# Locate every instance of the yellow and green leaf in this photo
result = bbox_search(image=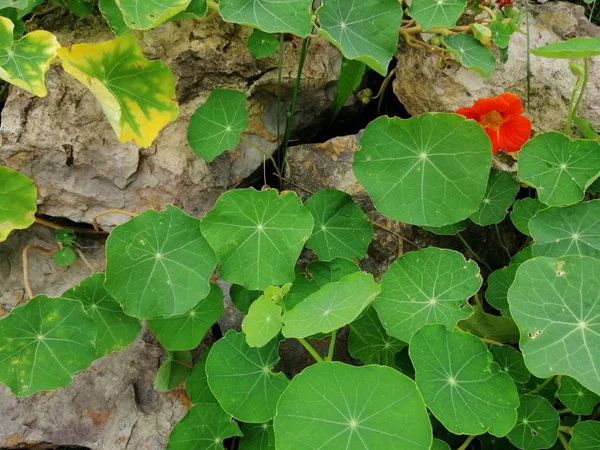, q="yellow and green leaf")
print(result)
[114,0,190,30]
[57,35,179,148]
[0,166,37,243]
